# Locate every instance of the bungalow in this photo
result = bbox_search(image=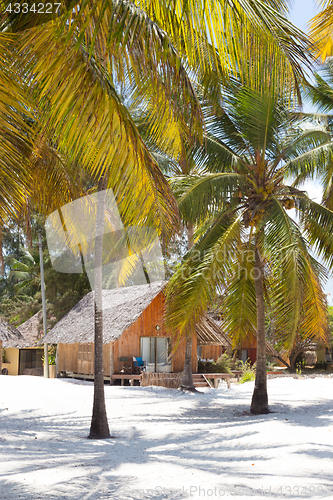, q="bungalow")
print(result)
[2,311,44,376]
[196,315,231,360]
[0,318,23,375]
[239,331,278,365]
[41,281,230,385]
